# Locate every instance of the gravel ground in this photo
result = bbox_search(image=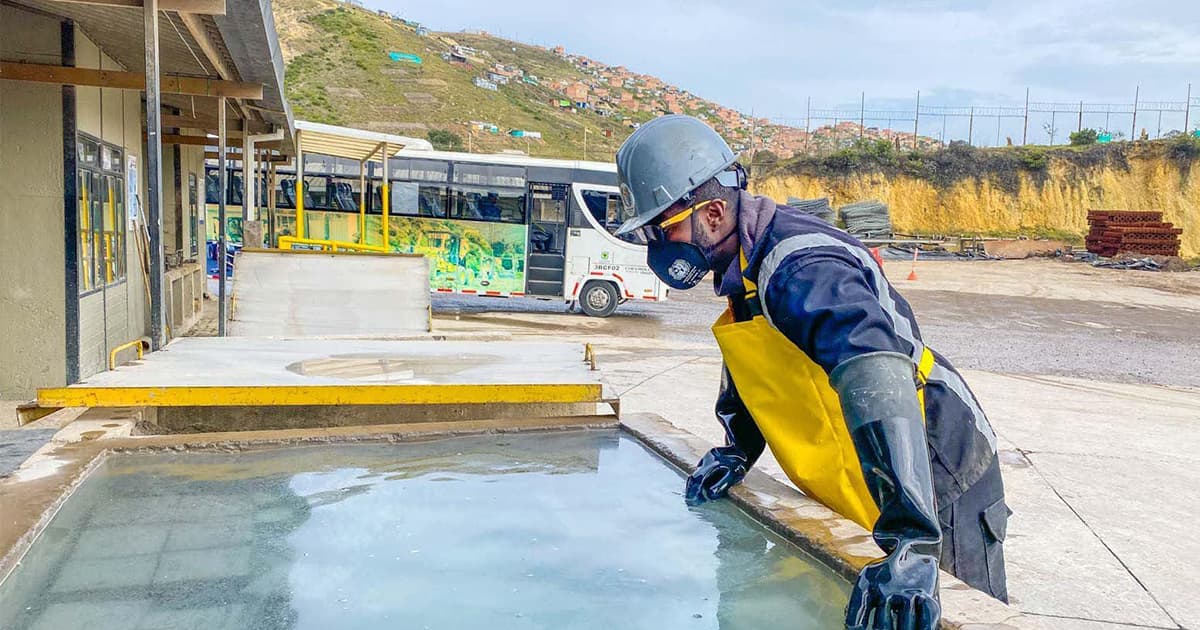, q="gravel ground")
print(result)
[433,264,1200,388]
